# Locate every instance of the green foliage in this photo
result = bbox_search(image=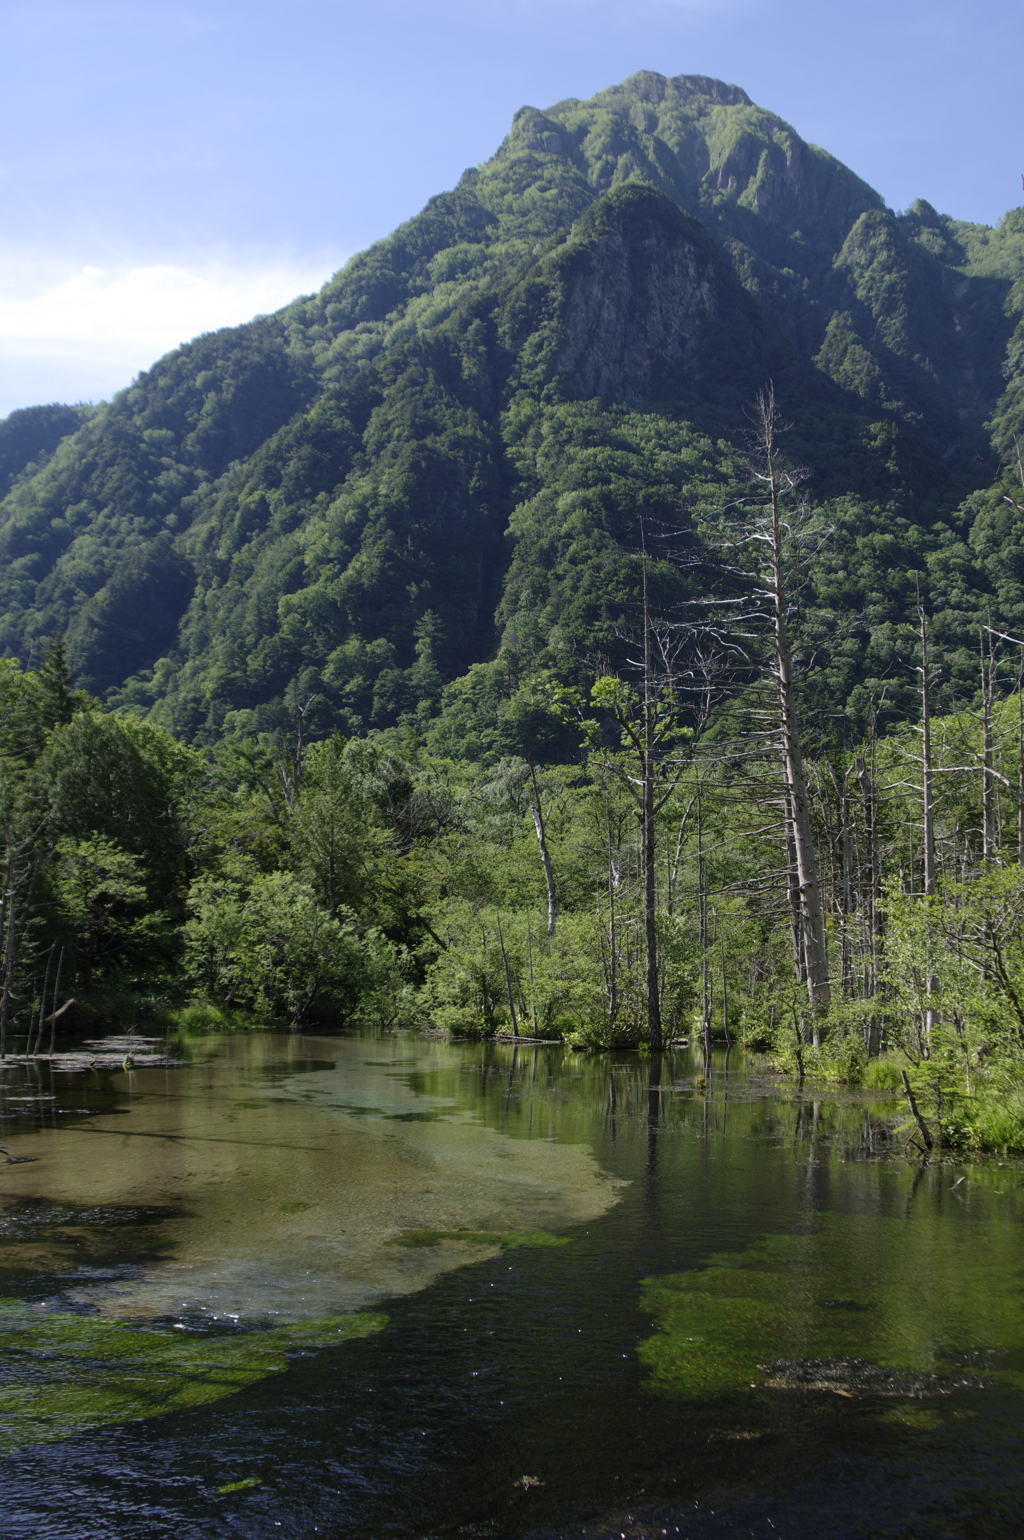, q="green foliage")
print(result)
[0,403,94,498]
[881,871,1024,1056]
[52,835,171,985]
[862,1055,906,1091]
[421,904,638,1043]
[36,710,194,913]
[166,1001,256,1032]
[183,870,404,1028]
